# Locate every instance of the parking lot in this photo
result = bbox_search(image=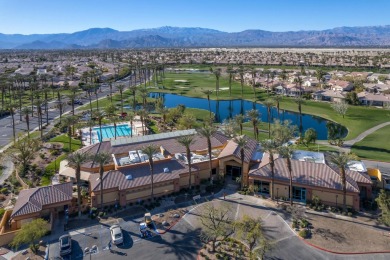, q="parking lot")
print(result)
[48,217,160,259]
